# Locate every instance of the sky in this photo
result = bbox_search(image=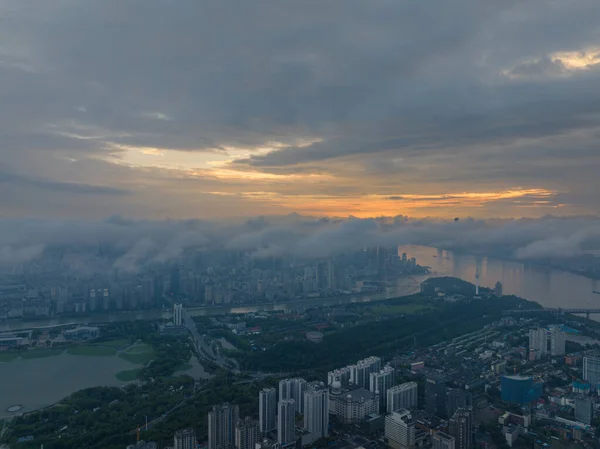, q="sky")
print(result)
[1,0,600,220]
